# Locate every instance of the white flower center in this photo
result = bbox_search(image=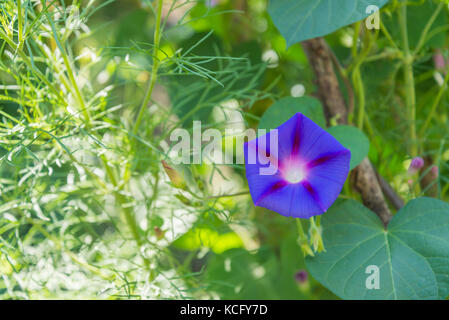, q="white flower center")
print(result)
[284,166,306,184]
